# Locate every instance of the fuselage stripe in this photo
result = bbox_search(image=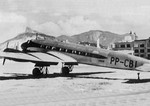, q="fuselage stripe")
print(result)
[22,40,107,59]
